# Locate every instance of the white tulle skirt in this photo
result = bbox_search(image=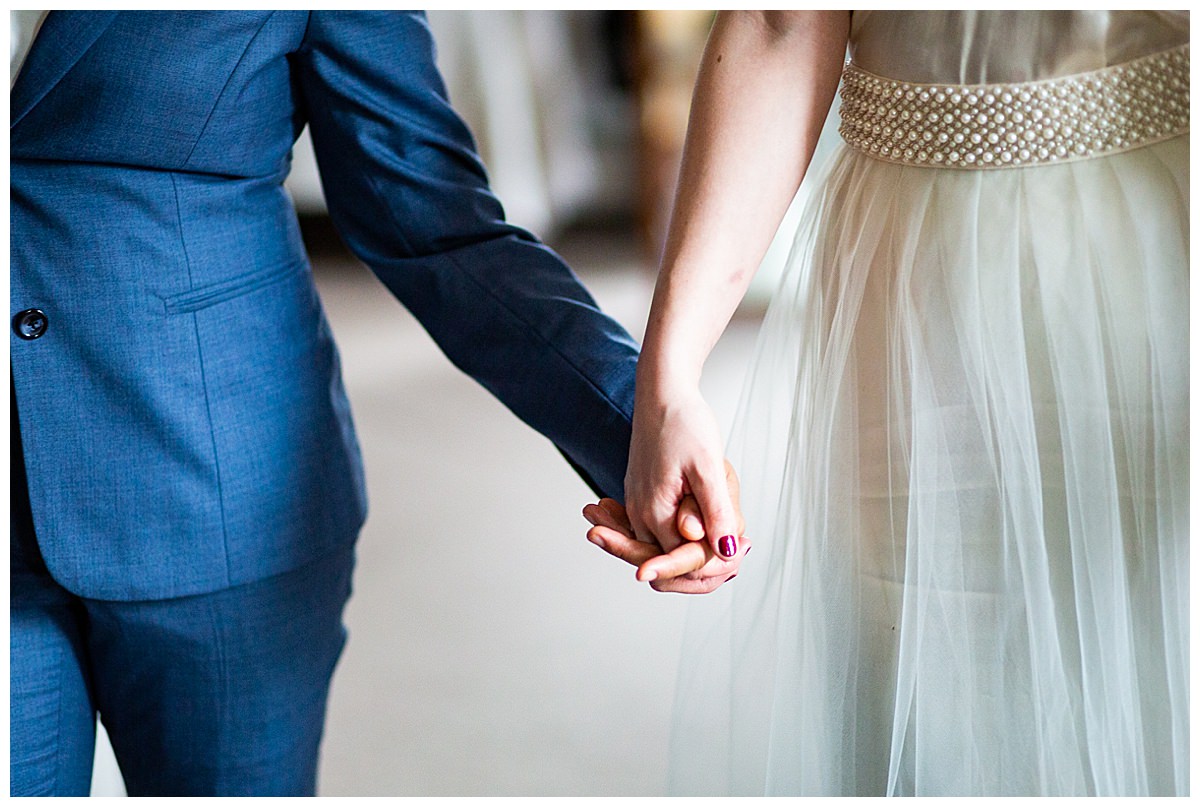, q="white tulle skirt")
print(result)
[668,136,1189,796]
